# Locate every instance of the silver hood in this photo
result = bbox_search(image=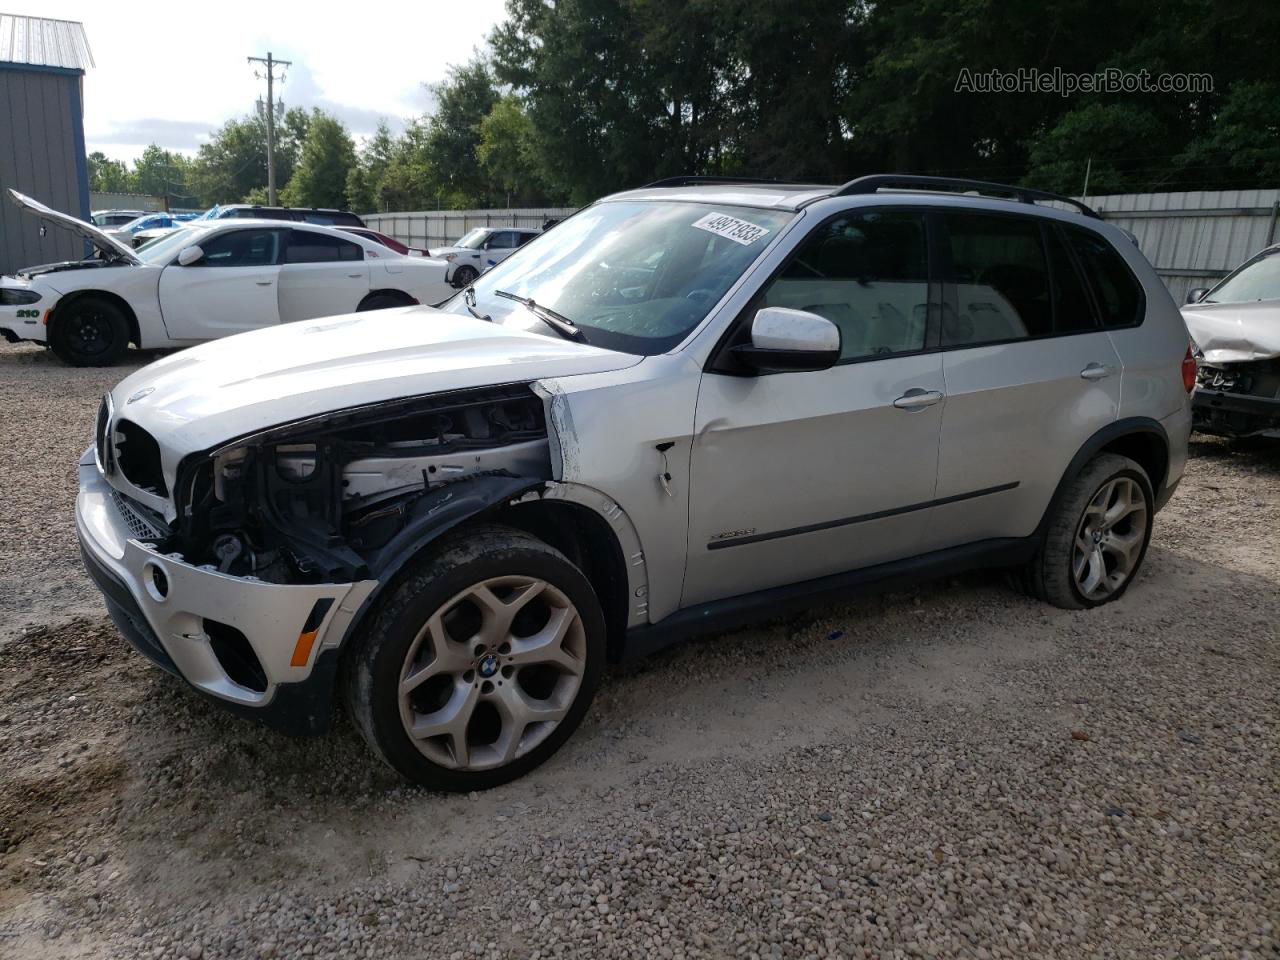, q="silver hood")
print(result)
[7,189,141,264]
[109,306,642,472]
[1181,300,1280,364]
